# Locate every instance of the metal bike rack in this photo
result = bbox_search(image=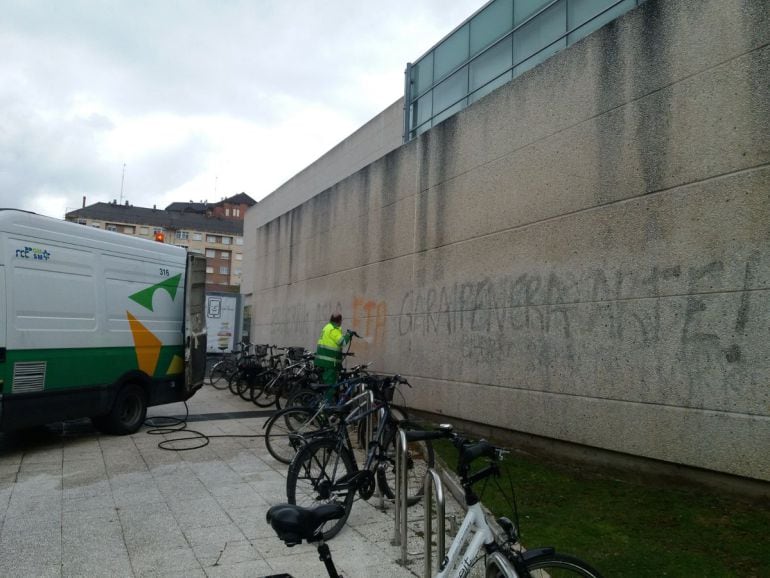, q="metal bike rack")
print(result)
[423,468,446,578]
[393,429,446,572]
[393,429,407,554]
